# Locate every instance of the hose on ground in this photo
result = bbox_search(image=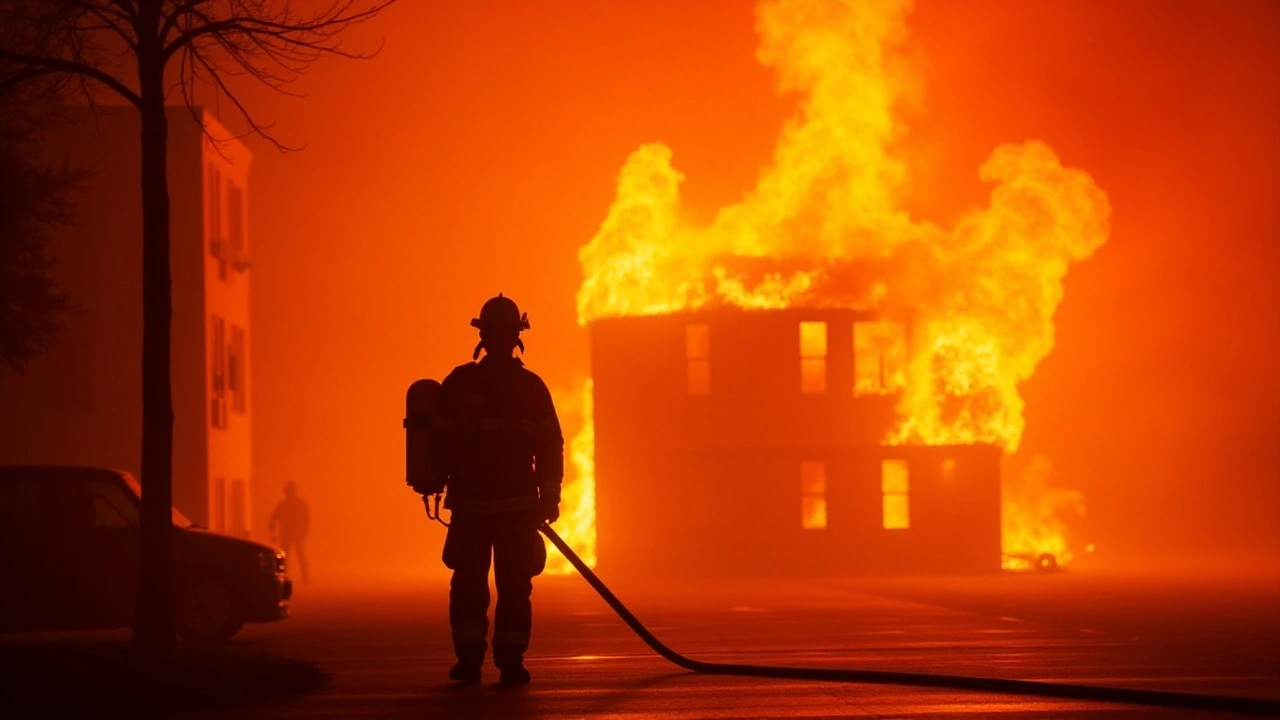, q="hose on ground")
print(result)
[538,523,1280,716]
